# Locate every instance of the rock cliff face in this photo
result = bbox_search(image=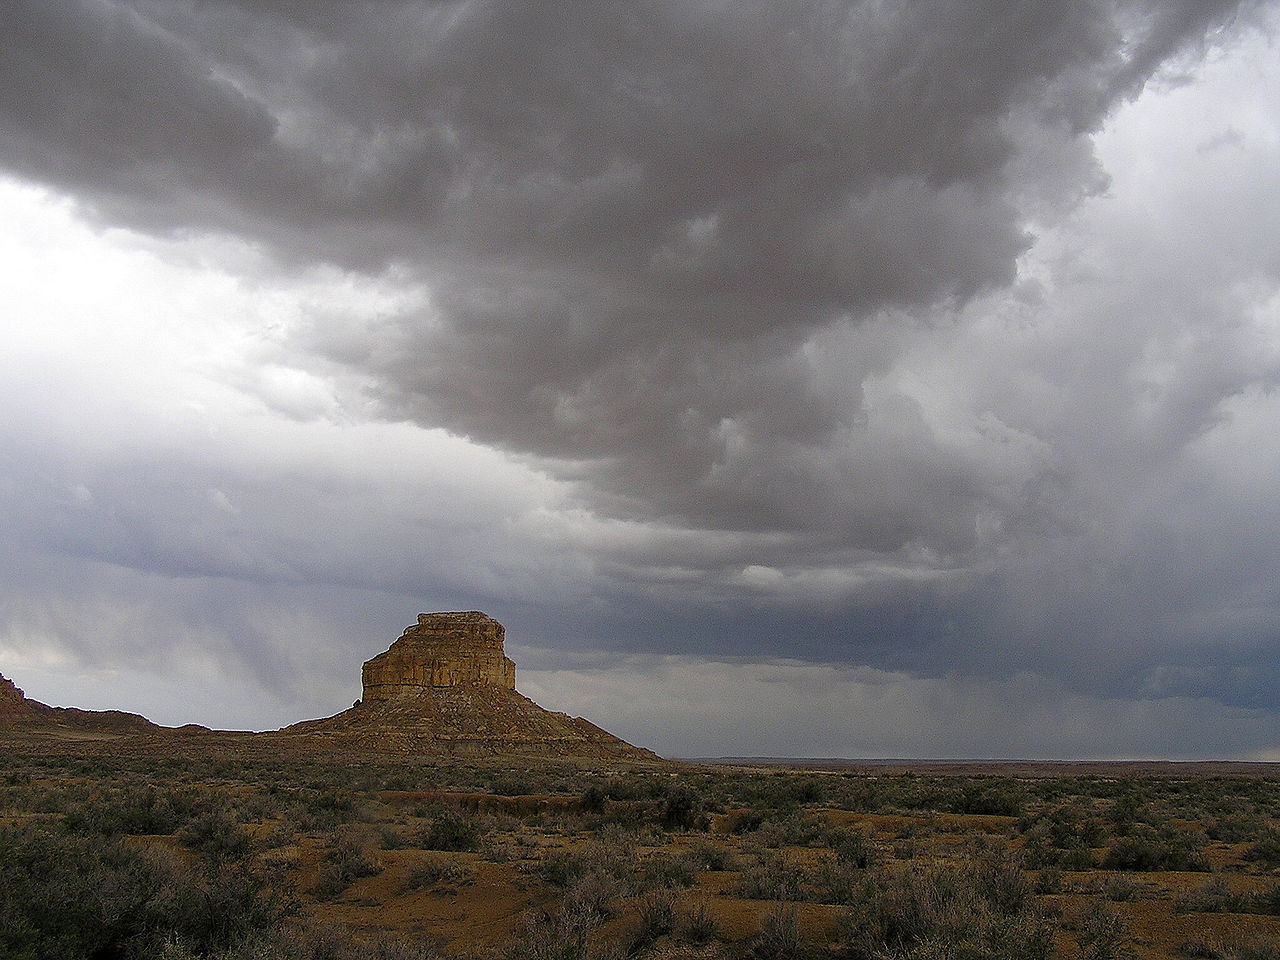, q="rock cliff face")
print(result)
[283,612,659,761]
[0,673,35,721]
[362,611,516,699]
